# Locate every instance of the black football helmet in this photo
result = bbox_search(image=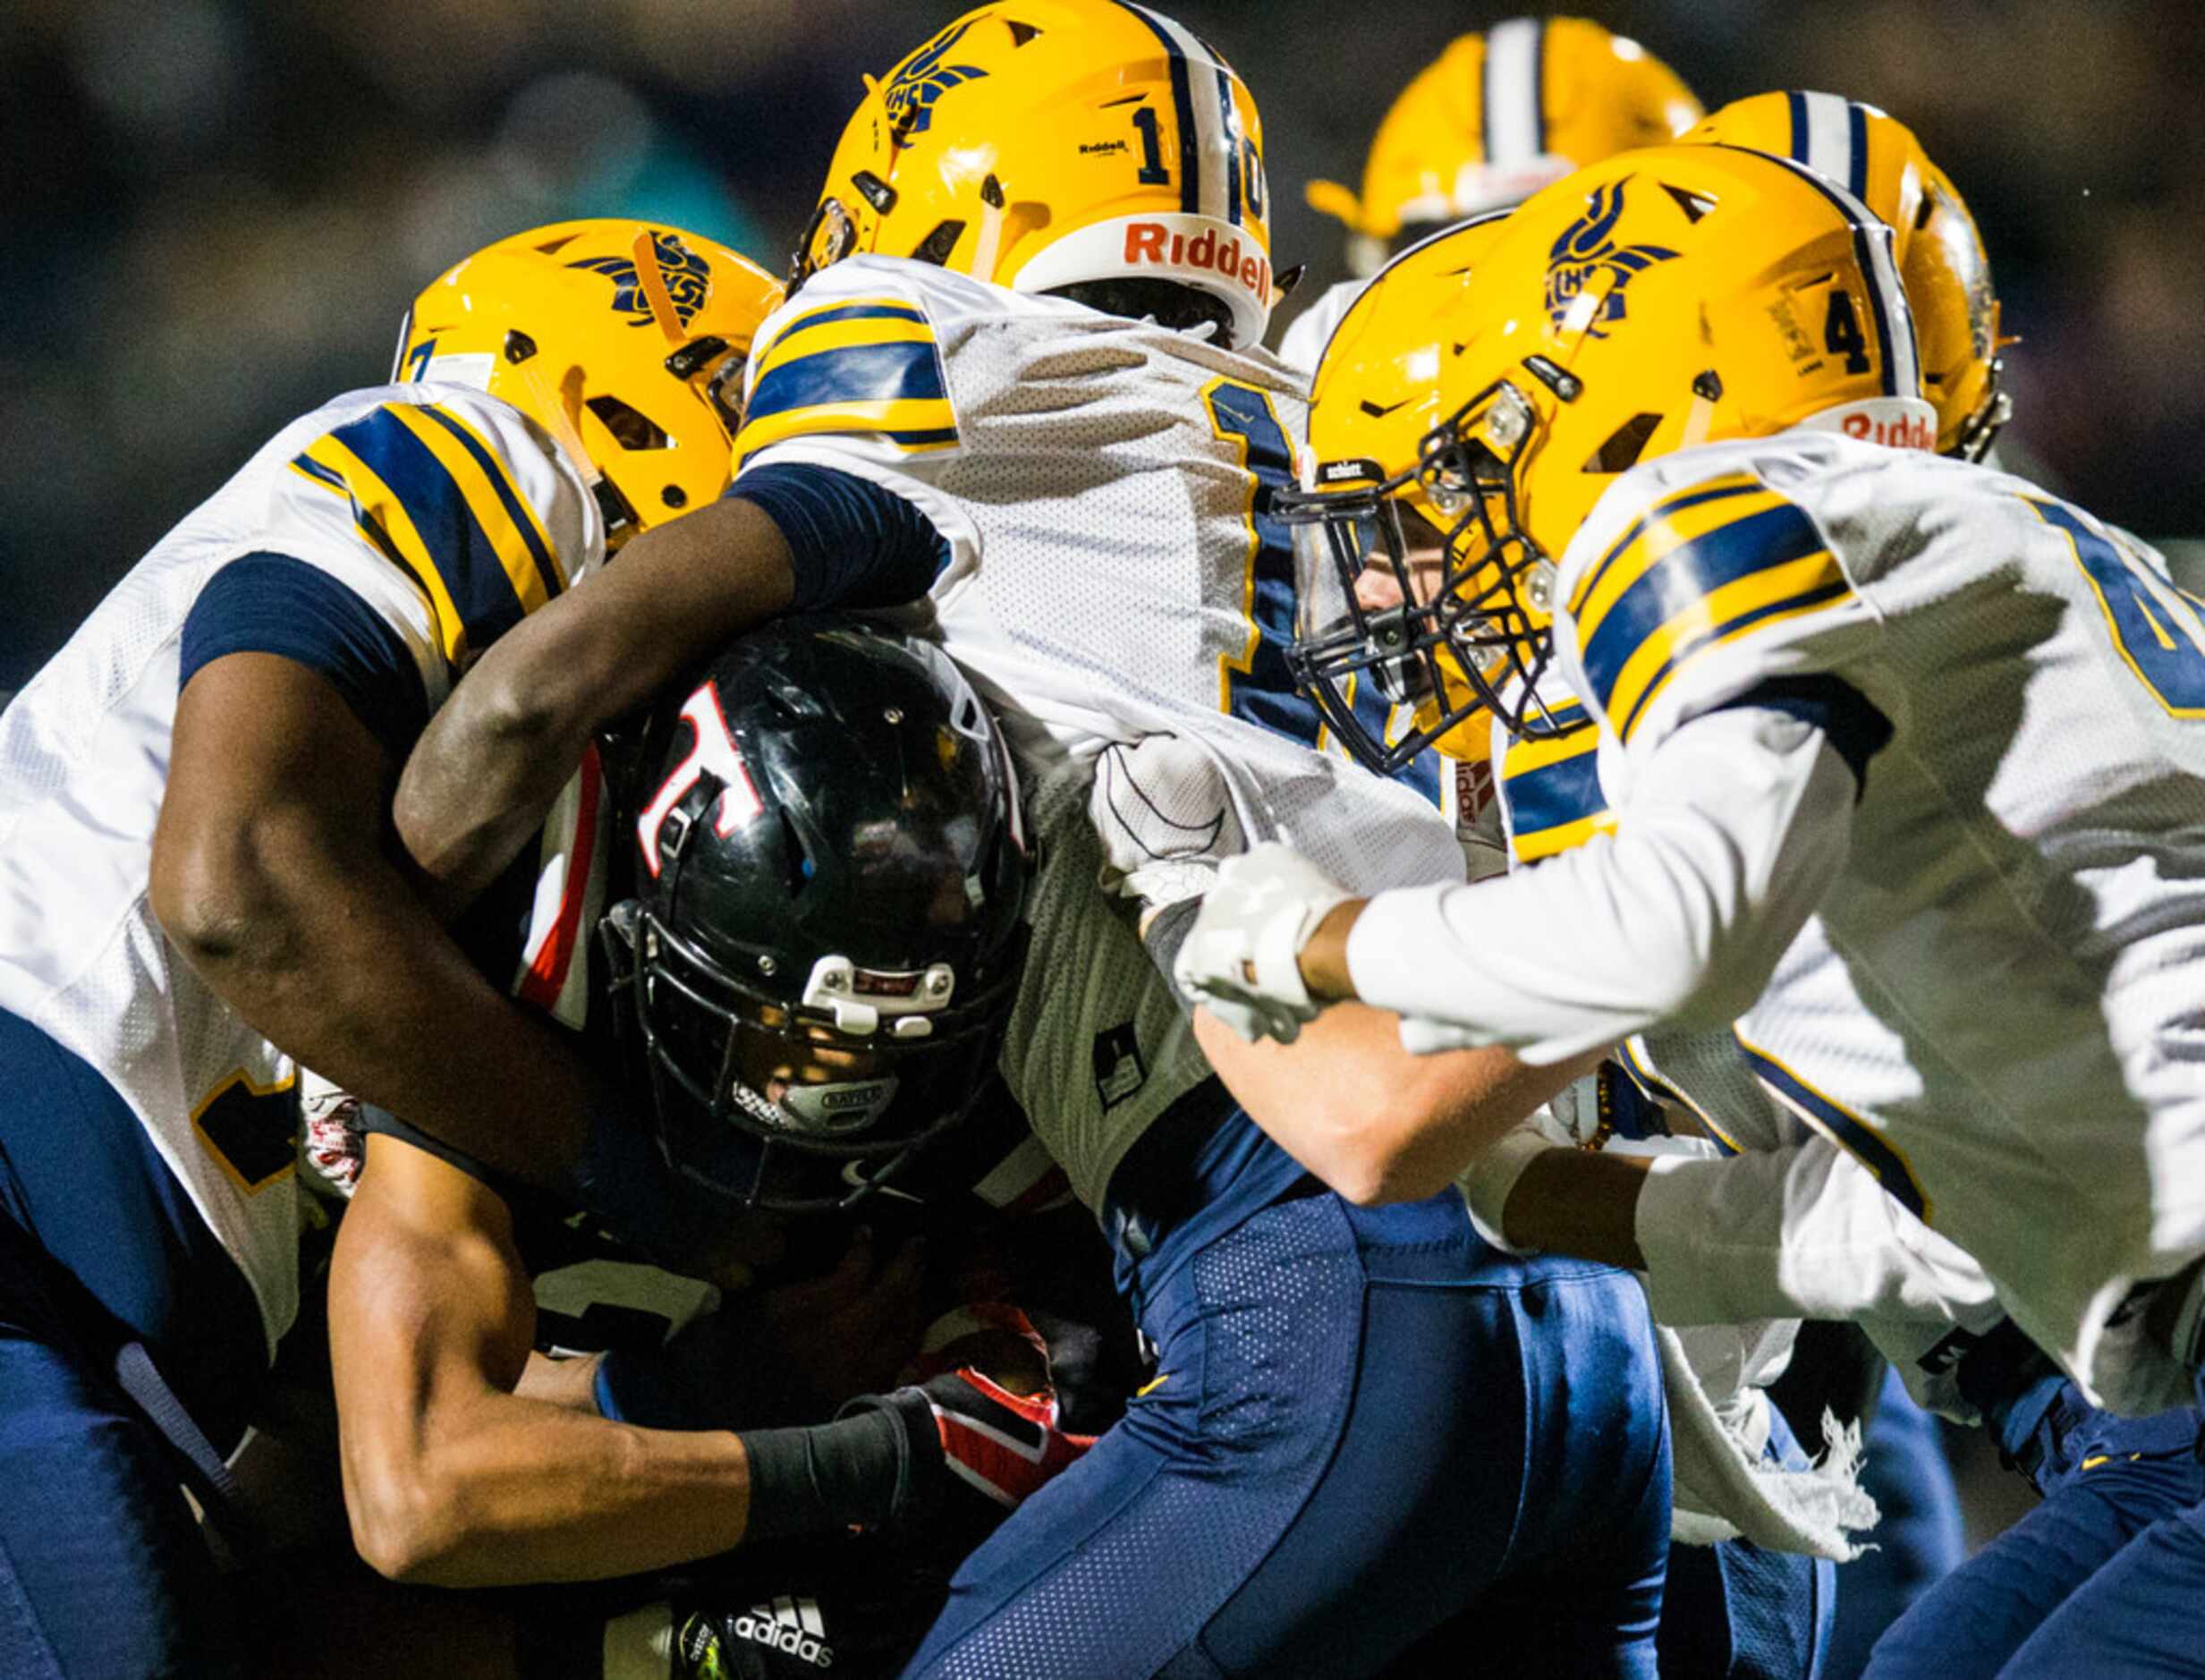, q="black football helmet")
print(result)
[600,614,1031,1214]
